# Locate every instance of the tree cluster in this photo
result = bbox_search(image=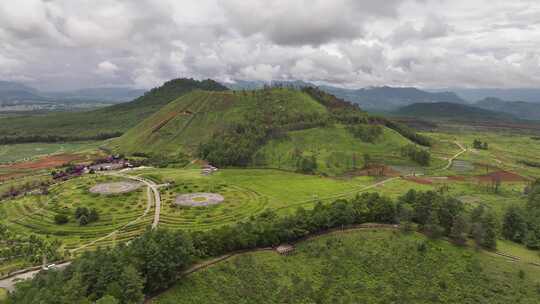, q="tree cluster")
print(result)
[400,145,431,166]
[398,190,498,249]
[381,120,432,147]
[473,139,488,150]
[347,124,383,143]
[295,155,318,174]
[74,207,99,226]
[502,180,540,249]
